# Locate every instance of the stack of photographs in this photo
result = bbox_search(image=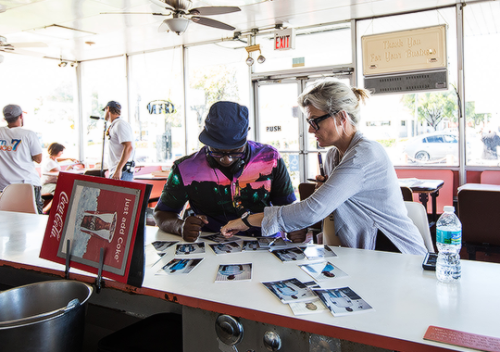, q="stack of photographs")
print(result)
[300,245,337,261]
[202,233,240,243]
[262,278,317,304]
[313,287,373,316]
